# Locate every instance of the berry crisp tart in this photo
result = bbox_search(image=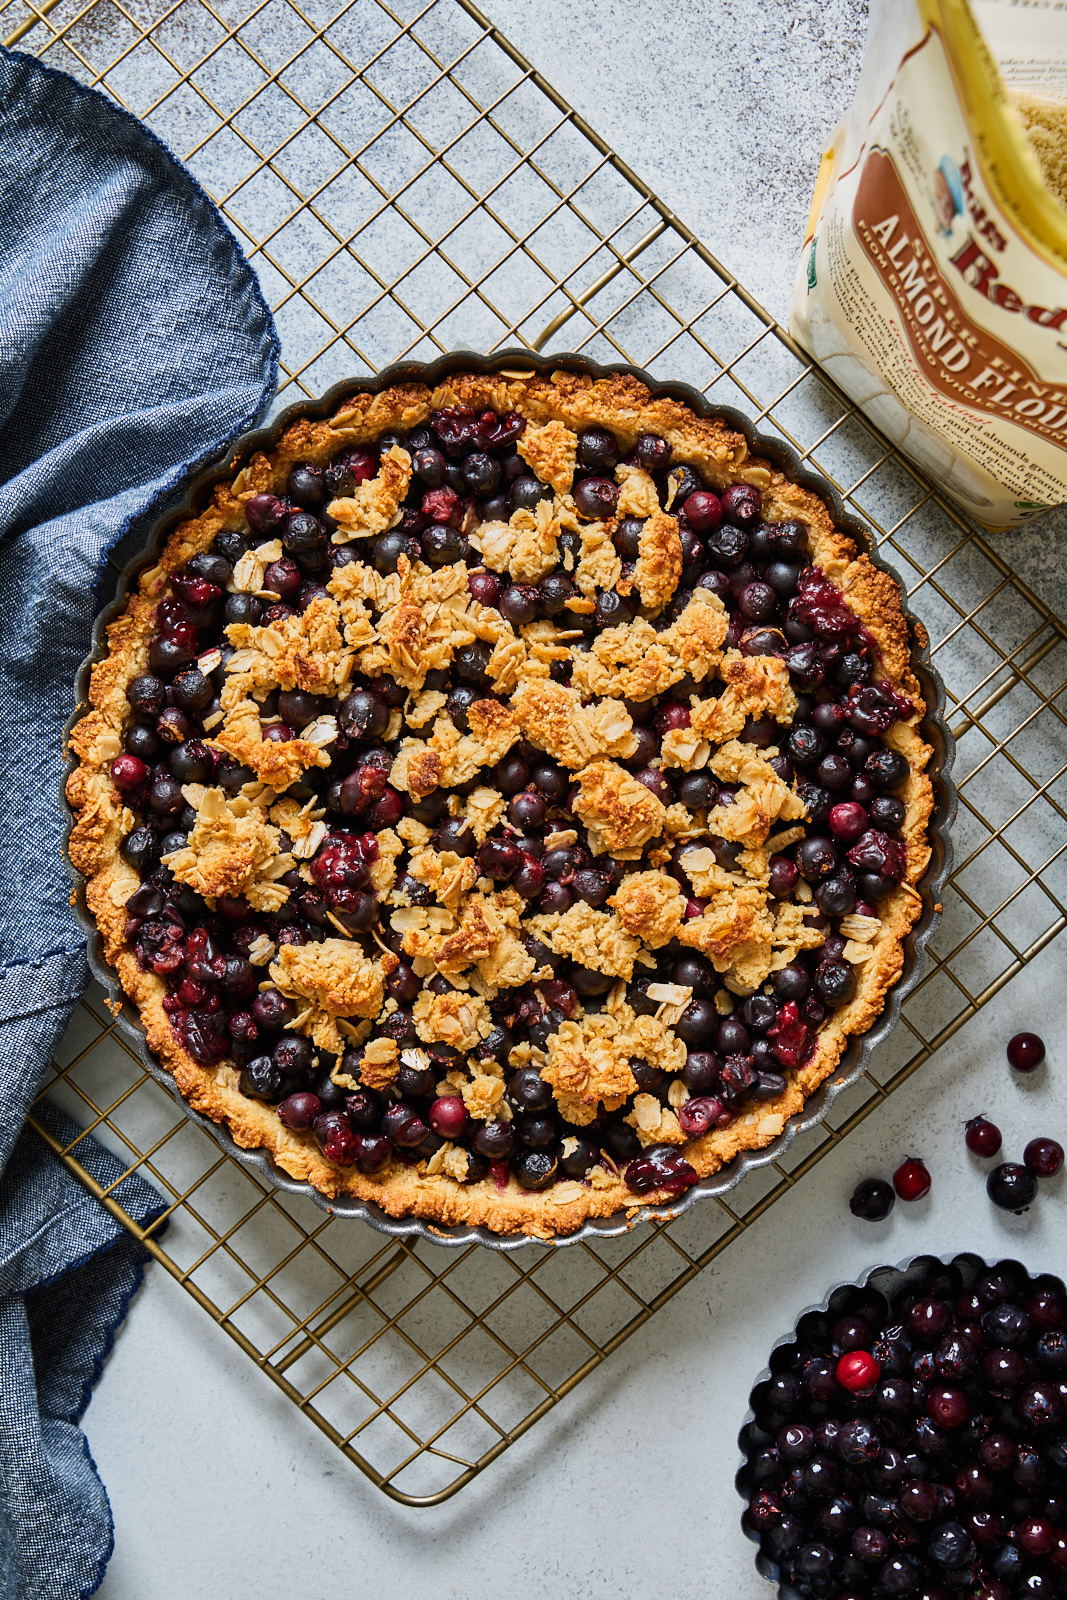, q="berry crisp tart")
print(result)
[66,362,935,1239]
